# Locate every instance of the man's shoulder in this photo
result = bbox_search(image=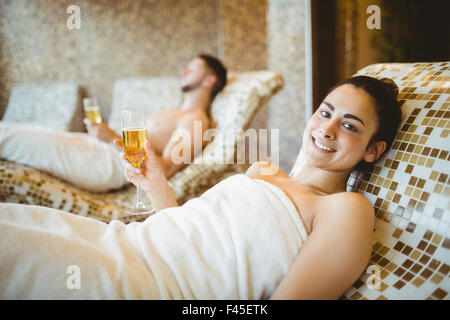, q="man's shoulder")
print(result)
[182,109,209,119]
[177,110,210,127]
